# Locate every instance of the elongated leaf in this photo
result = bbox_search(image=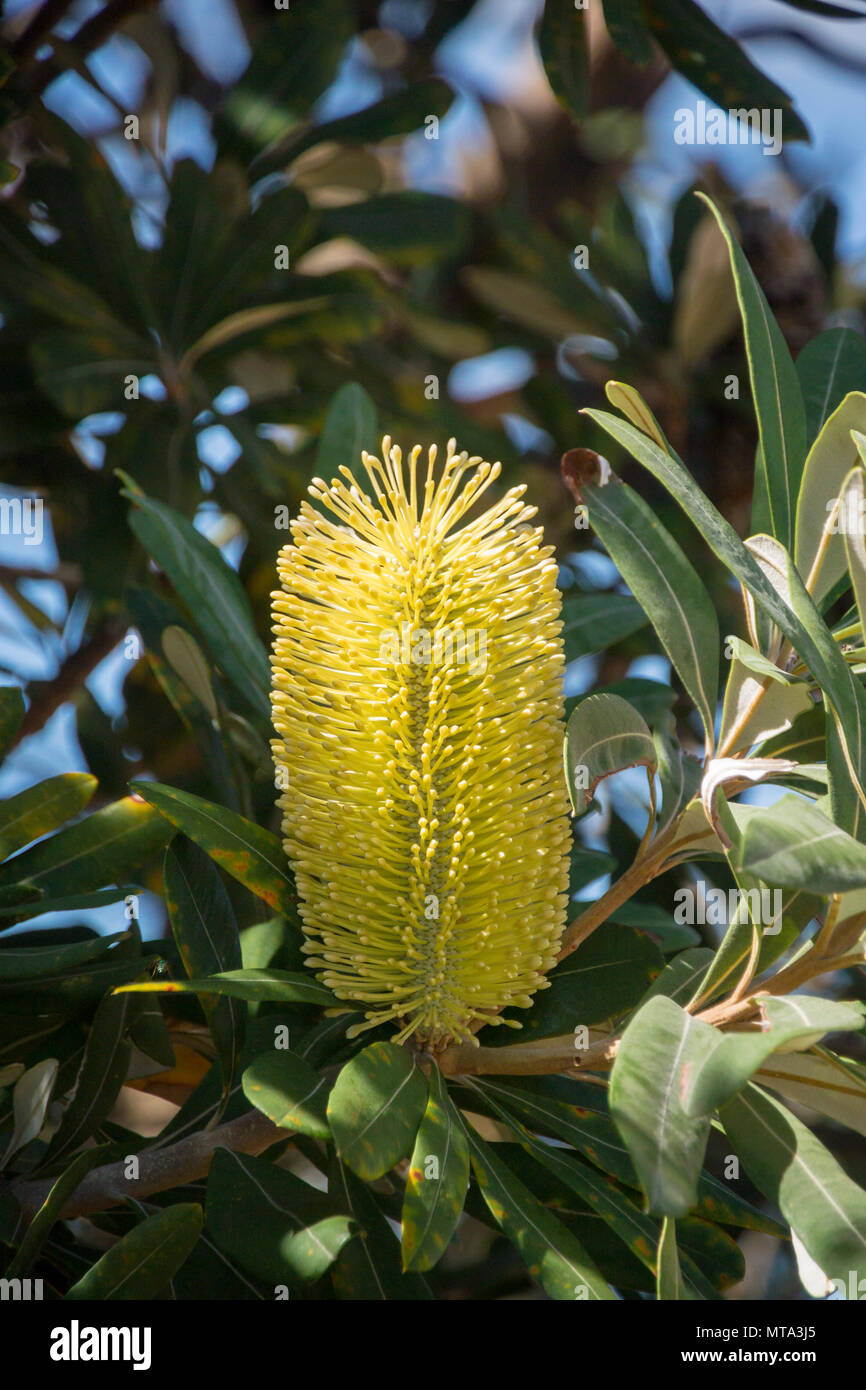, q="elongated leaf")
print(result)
[318,193,470,265]
[609,995,716,1216]
[42,991,141,1166]
[580,477,719,746]
[120,480,270,719]
[3,1057,58,1164]
[721,1083,866,1283]
[0,928,130,981]
[561,592,647,663]
[130,780,298,917]
[797,327,866,444]
[206,1148,353,1286]
[327,1041,427,1182]
[116,968,334,1006]
[756,1049,866,1137]
[0,774,96,860]
[648,5,808,143]
[696,195,806,547]
[7,1144,112,1277]
[739,793,866,891]
[684,996,865,1117]
[164,837,244,1095]
[795,392,866,599]
[465,1126,615,1300]
[538,0,589,120]
[316,381,377,476]
[67,1204,203,1299]
[719,653,812,756]
[654,731,703,838]
[215,0,353,163]
[242,1049,330,1139]
[638,948,714,1006]
[842,464,866,643]
[466,1078,718,1299]
[584,402,866,826]
[602,0,655,65]
[330,1154,431,1299]
[0,796,172,899]
[564,691,657,817]
[265,78,455,171]
[484,923,662,1042]
[401,1065,469,1272]
[0,687,25,760]
[657,1217,686,1300]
